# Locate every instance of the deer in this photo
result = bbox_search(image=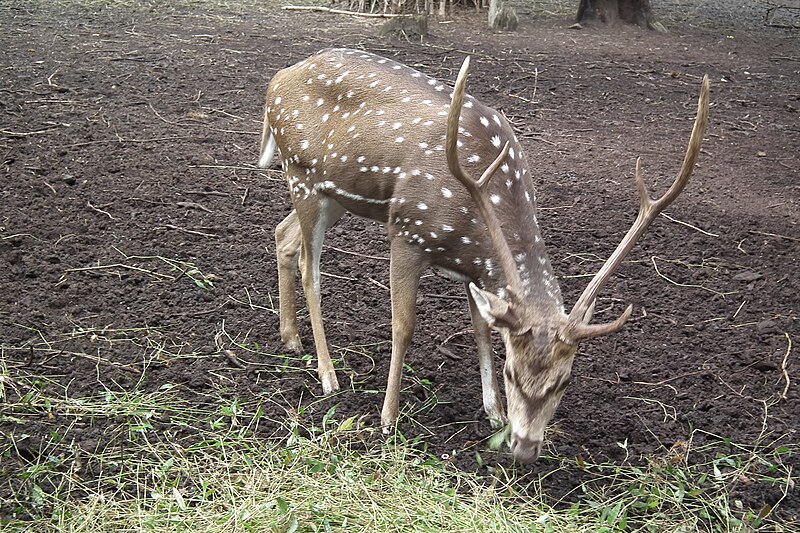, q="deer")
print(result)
[258,47,709,463]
